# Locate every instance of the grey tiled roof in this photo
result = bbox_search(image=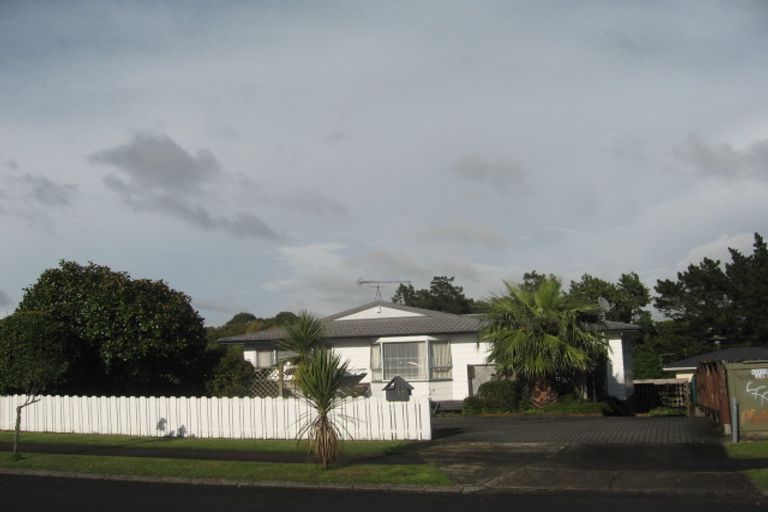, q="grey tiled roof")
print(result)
[217,300,643,345]
[663,346,768,371]
[218,301,482,344]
